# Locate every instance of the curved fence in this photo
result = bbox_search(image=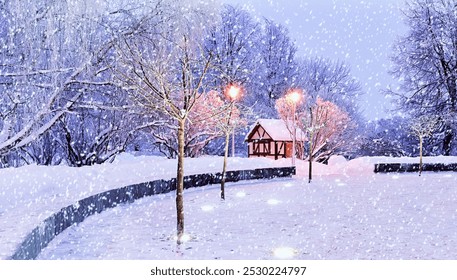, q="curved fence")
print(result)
[10,166,295,260]
[374,163,457,173]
